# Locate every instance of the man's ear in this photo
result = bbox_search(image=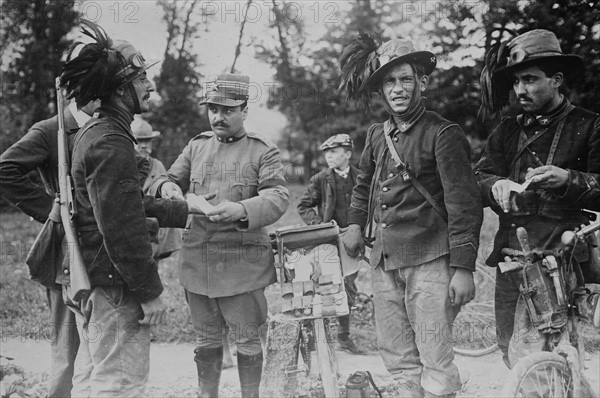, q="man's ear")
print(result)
[551,72,564,89]
[116,87,125,97]
[419,75,429,93]
[242,105,248,120]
